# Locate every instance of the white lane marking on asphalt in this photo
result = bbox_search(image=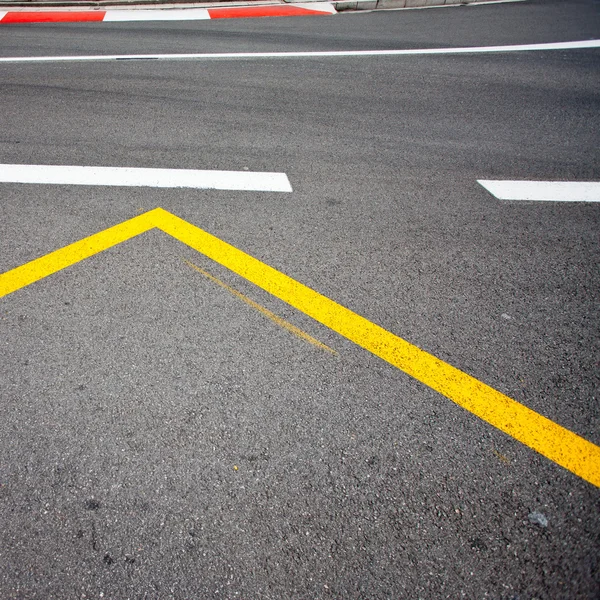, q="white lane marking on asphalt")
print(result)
[102,8,210,21]
[0,40,598,63]
[478,180,600,202]
[0,164,293,193]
